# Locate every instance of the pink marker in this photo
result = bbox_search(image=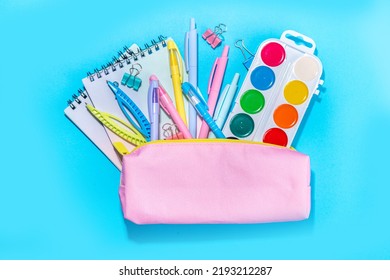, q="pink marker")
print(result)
[150,75,192,139]
[198,45,229,138]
